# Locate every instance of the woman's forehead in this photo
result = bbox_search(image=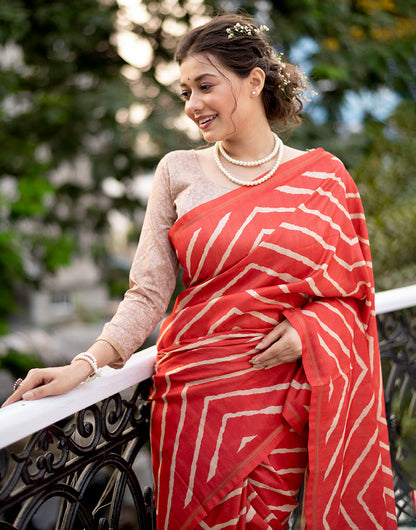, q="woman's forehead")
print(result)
[179,54,227,83]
